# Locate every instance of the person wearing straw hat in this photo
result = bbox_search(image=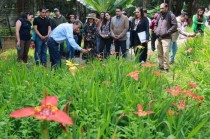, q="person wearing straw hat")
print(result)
[82,13,97,60]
